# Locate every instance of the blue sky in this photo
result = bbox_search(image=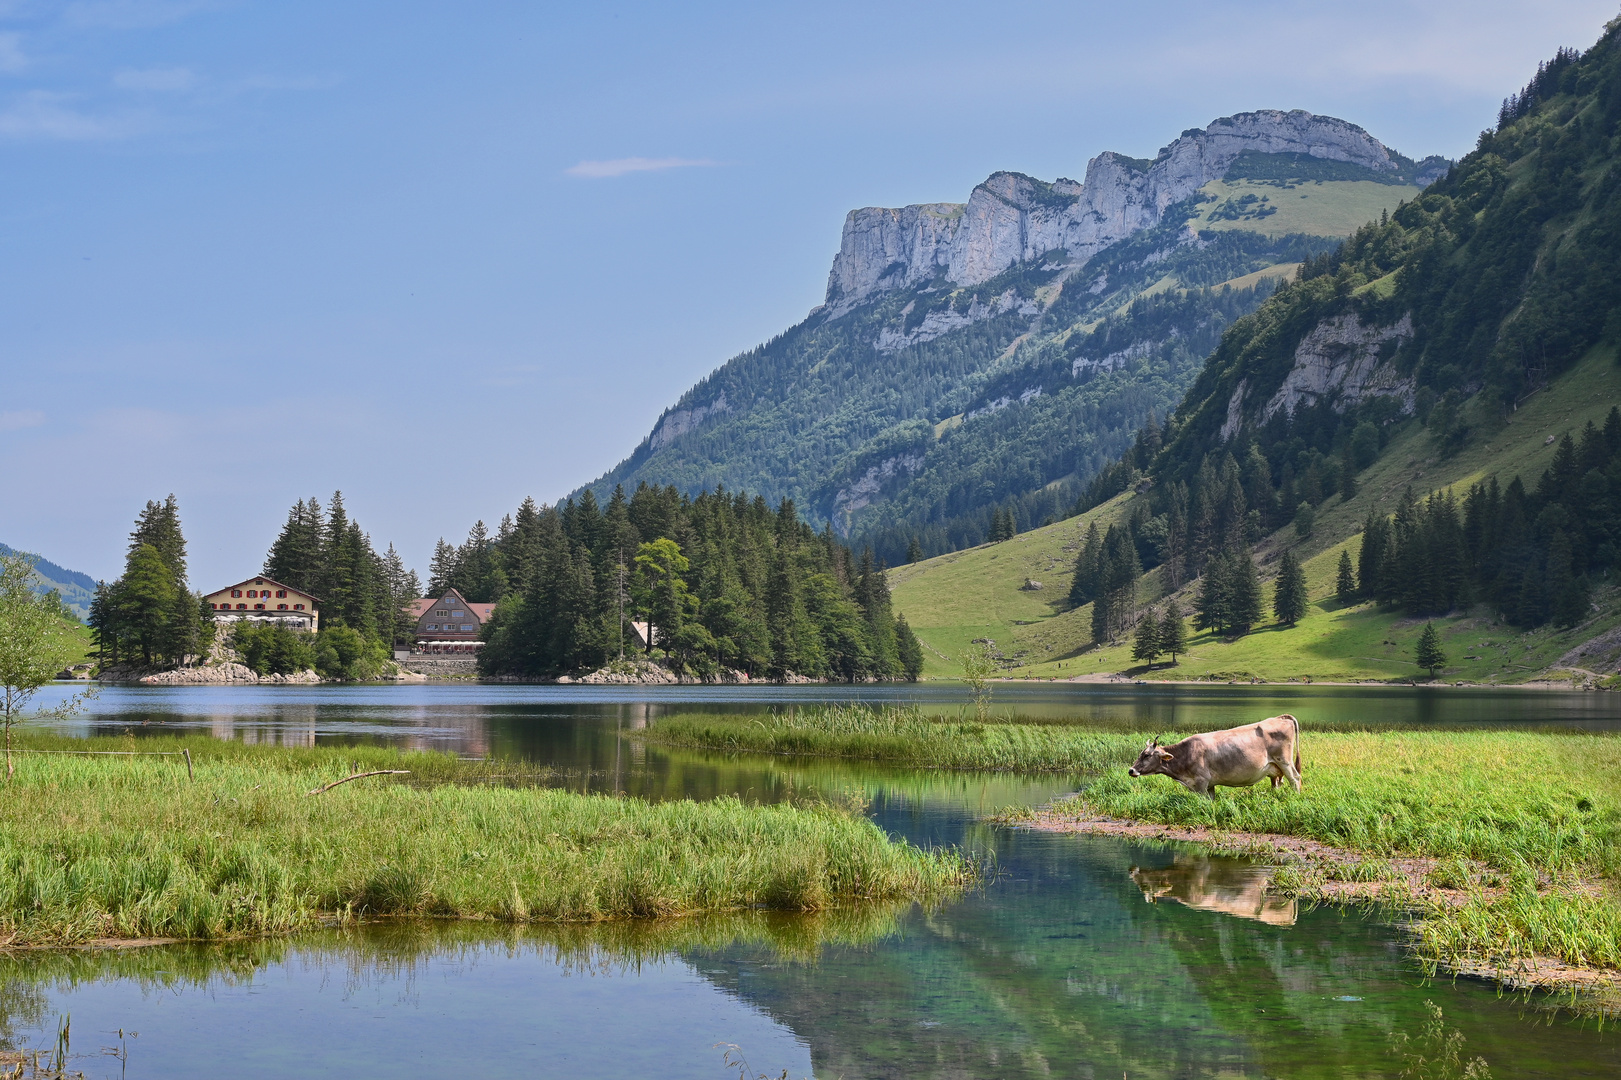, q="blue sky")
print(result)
[1,0,1615,589]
